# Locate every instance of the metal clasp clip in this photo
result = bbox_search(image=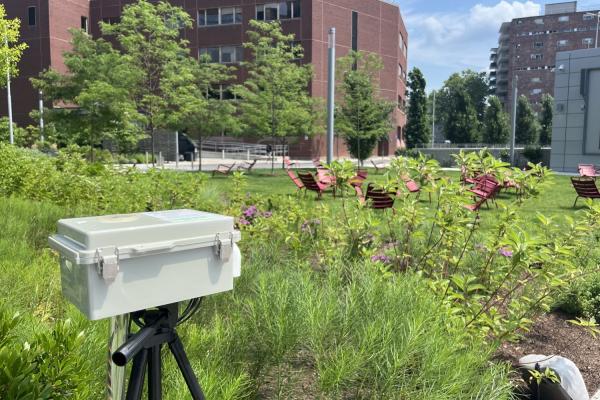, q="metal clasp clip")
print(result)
[215,233,233,262]
[96,247,119,282]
